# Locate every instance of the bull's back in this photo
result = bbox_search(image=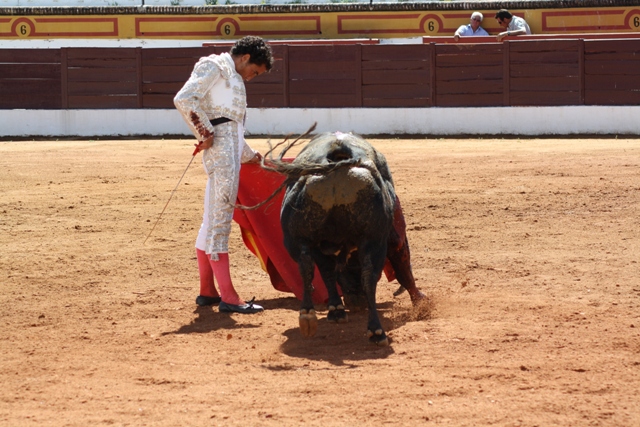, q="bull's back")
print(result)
[281,132,396,256]
[304,166,376,212]
[282,166,393,243]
